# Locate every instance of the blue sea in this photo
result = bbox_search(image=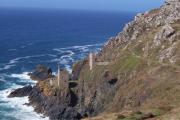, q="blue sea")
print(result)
[0,8,135,120]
